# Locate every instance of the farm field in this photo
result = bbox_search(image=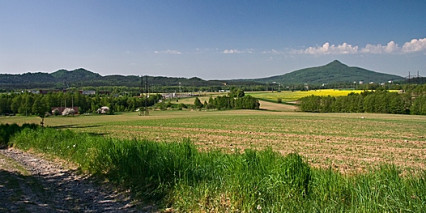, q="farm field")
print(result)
[167,89,381,111]
[247,89,400,103]
[1,110,424,174]
[176,96,298,111]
